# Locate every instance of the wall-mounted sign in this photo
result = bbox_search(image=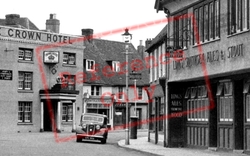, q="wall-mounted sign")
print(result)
[168,88,184,147]
[0,70,12,80]
[173,43,244,70]
[115,103,131,108]
[43,51,59,63]
[0,27,73,44]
